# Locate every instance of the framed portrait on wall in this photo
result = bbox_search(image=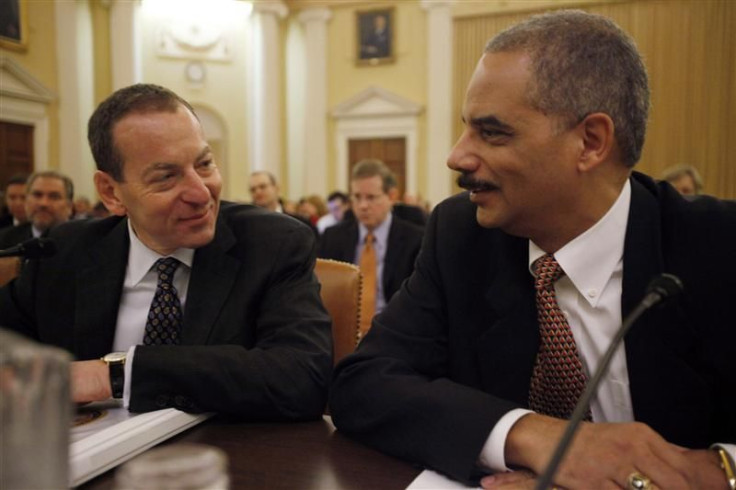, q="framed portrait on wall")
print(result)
[0,0,27,51]
[356,8,394,65]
